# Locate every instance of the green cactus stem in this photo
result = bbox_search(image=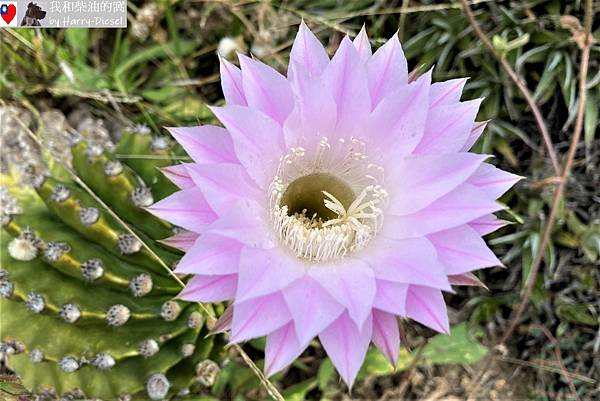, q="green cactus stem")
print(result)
[0,133,225,400]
